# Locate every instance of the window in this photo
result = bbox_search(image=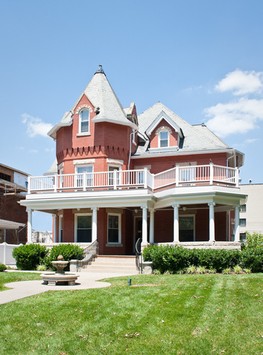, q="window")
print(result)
[76,165,93,188]
[79,108,90,134]
[239,218,246,227]
[159,130,169,148]
[108,214,121,244]
[75,215,92,242]
[240,204,246,213]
